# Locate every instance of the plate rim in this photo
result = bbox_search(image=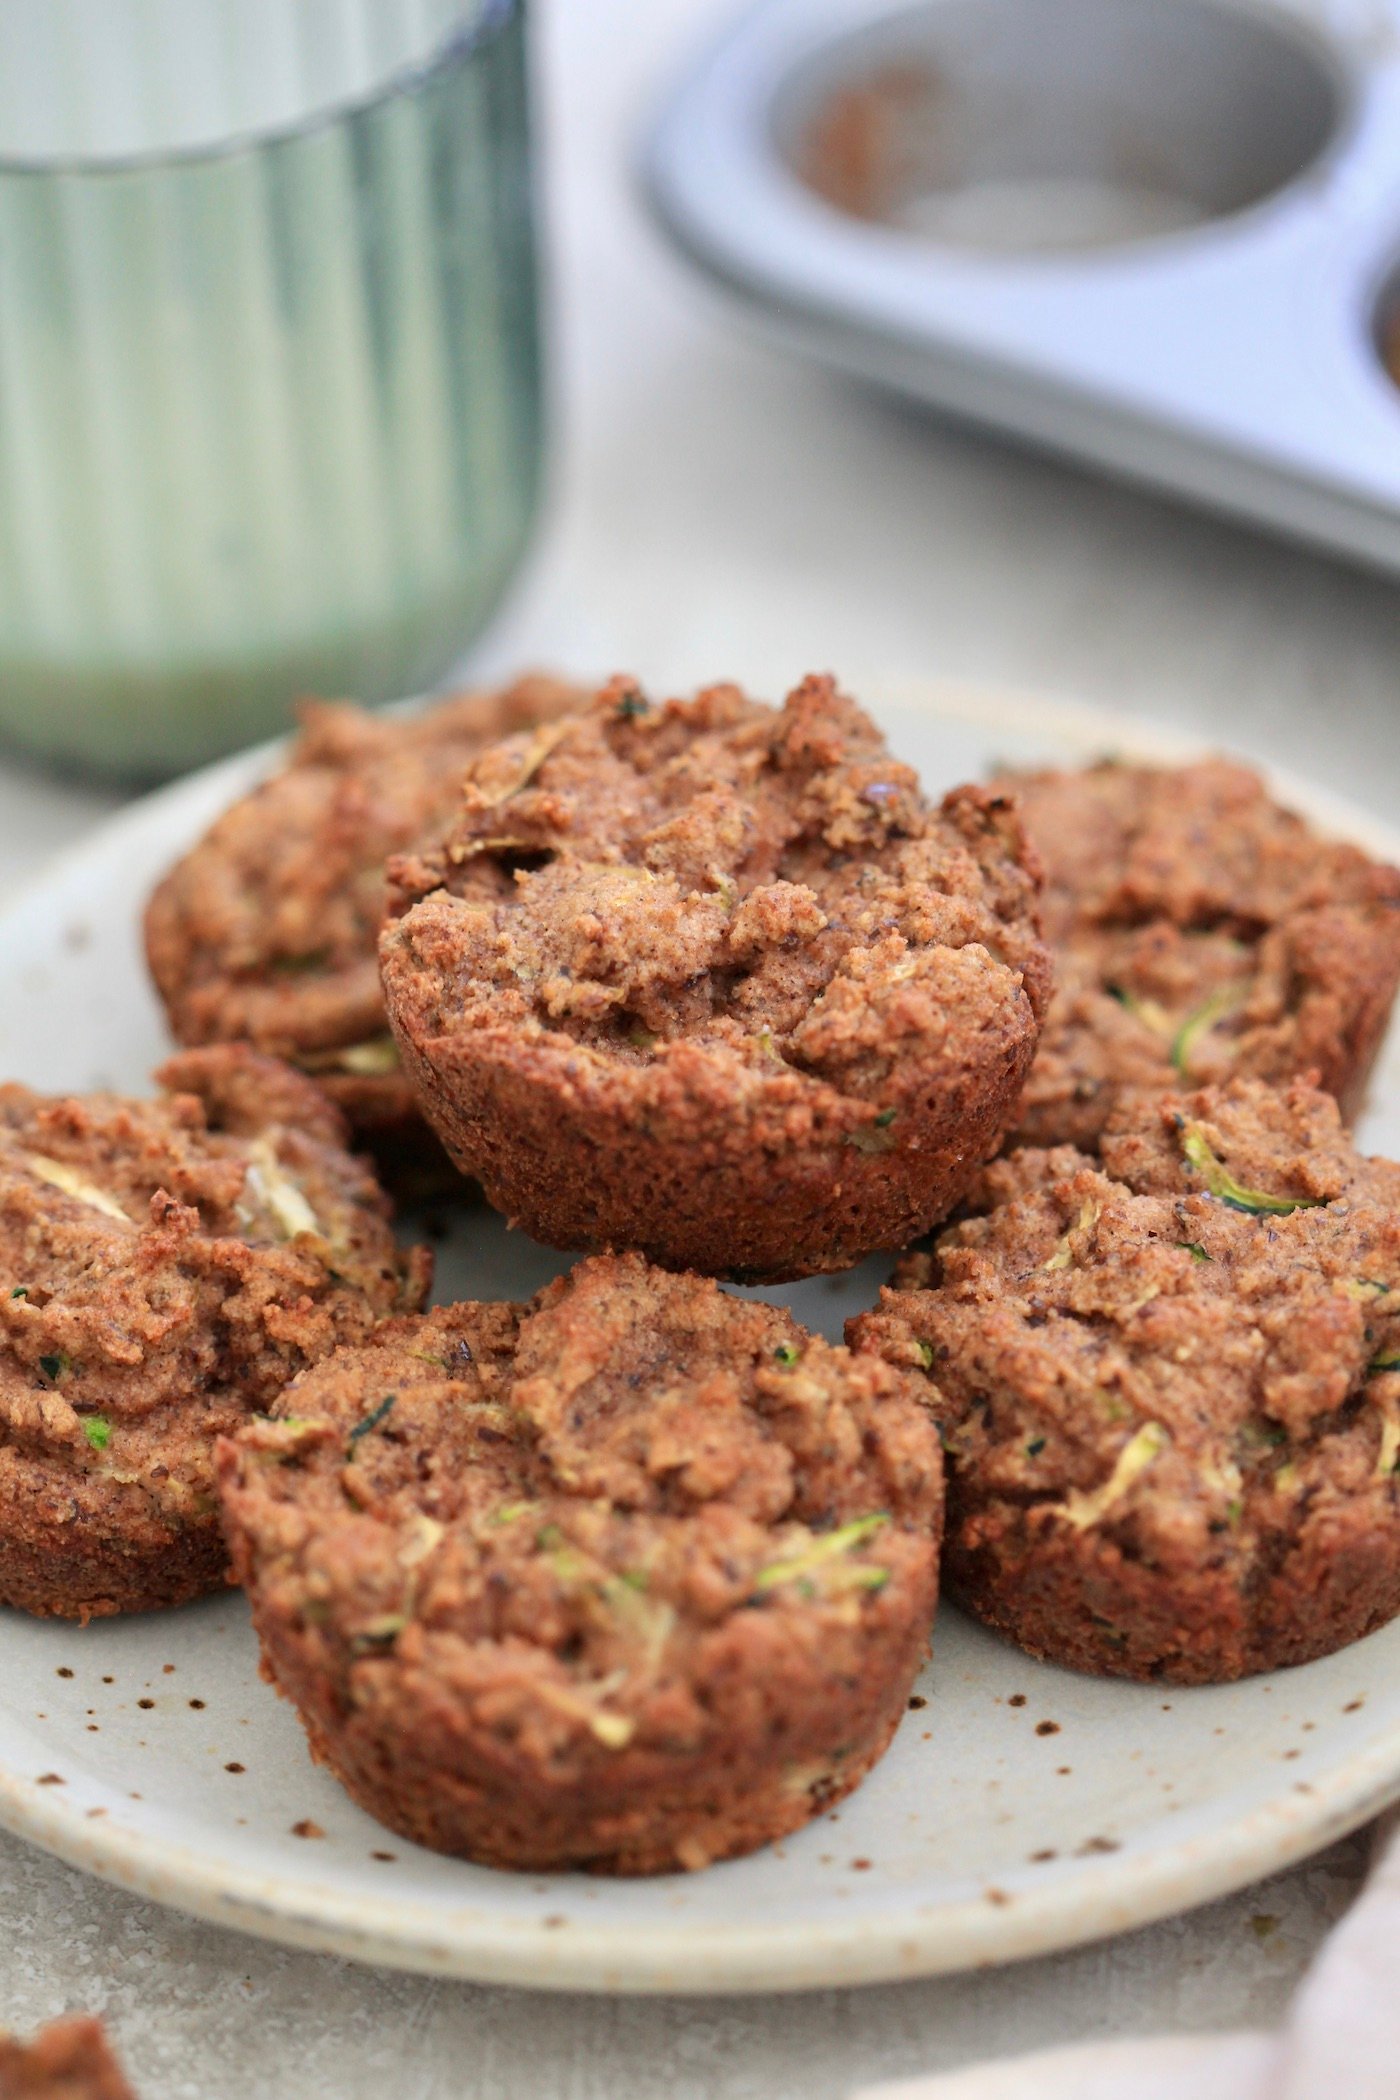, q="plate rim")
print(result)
[2,675,1398,1995]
